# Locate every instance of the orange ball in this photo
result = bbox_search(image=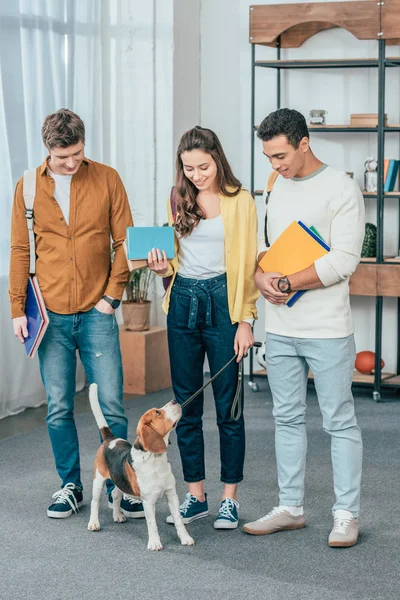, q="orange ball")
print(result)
[355,351,385,374]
